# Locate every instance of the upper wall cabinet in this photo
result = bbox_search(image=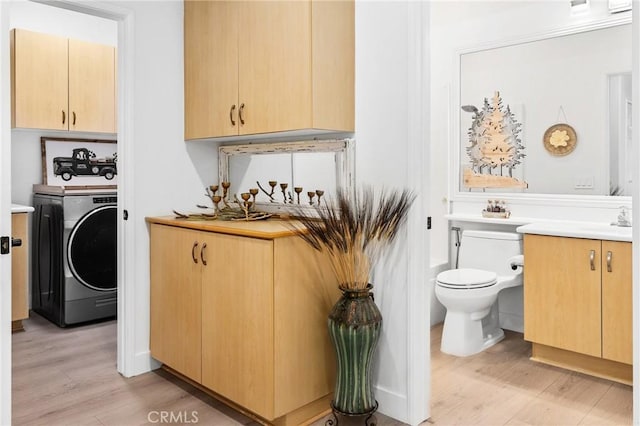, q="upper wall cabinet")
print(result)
[11,29,116,134]
[184,0,354,140]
